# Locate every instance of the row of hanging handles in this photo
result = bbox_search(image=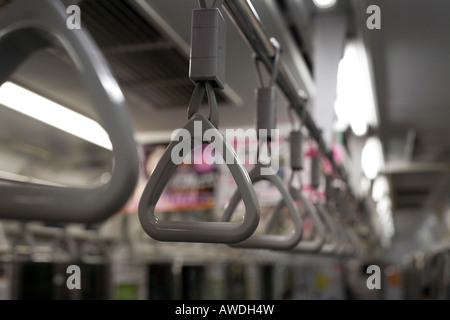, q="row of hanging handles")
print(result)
[138,1,361,257]
[0,0,360,256]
